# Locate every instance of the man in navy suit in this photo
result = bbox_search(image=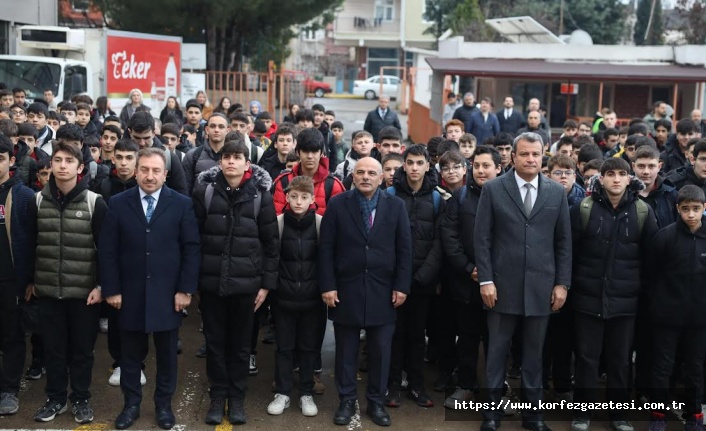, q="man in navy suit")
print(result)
[319,157,412,427]
[469,97,500,146]
[497,96,523,135]
[99,147,200,430]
